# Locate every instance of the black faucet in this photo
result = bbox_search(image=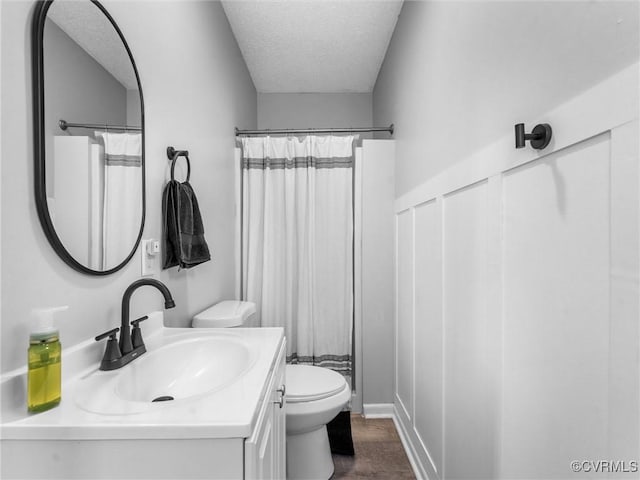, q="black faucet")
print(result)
[120,279,176,354]
[95,279,175,370]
